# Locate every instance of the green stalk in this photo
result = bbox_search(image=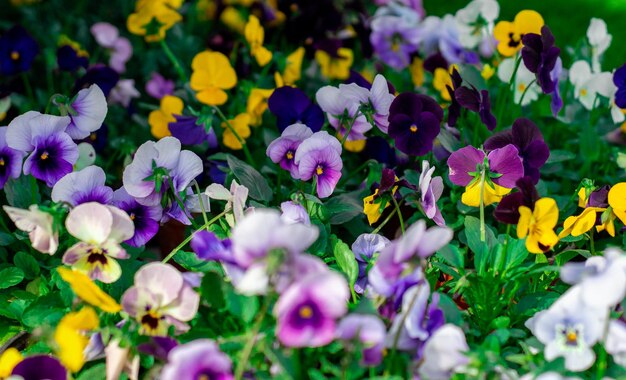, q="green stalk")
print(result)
[479,168,486,242]
[340,109,362,145]
[161,210,227,264]
[391,196,405,234]
[234,300,269,380]
[193,181,209,227]
[159,39,188,83]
